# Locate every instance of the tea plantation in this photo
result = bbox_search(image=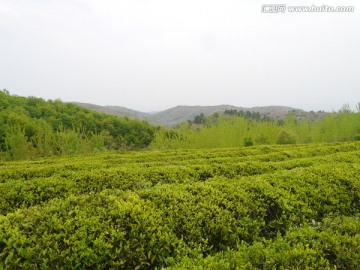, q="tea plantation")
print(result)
[1,142,359,269]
